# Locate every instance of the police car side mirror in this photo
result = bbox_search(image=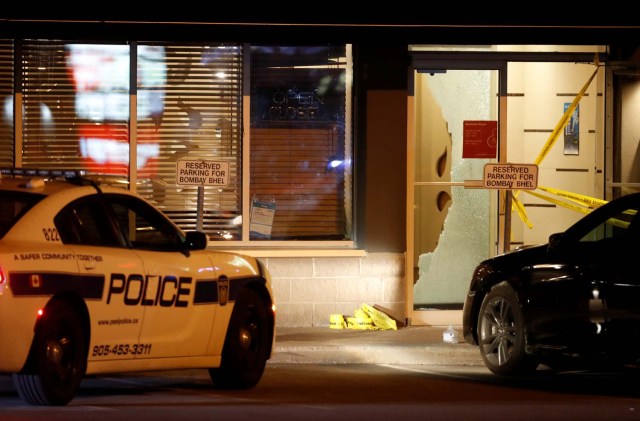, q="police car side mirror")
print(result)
[185,231,208,250]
